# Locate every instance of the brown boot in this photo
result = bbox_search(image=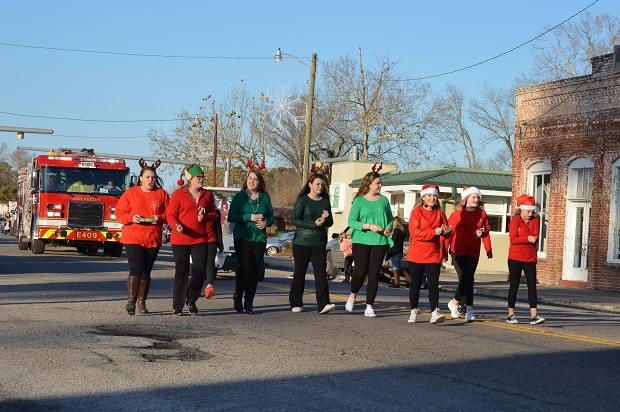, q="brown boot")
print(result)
[137,280,151,315]
[125,276,140,315]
